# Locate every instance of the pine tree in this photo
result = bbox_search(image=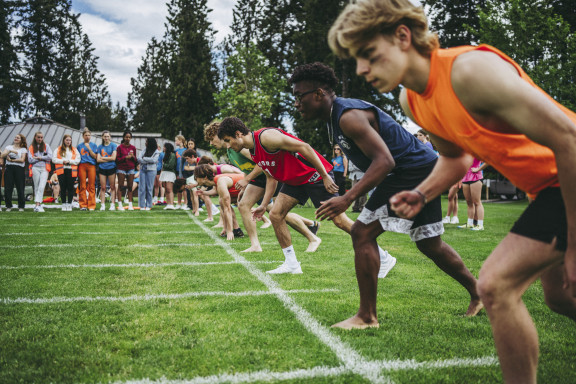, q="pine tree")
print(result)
[0,0,20,123]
